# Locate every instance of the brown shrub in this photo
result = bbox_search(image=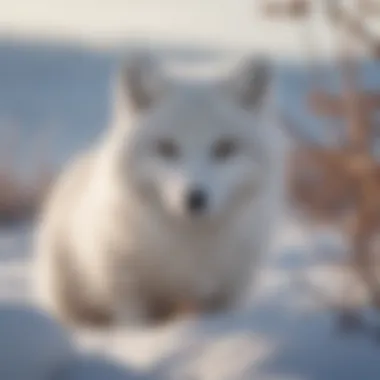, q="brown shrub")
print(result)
[0,124,55,227]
